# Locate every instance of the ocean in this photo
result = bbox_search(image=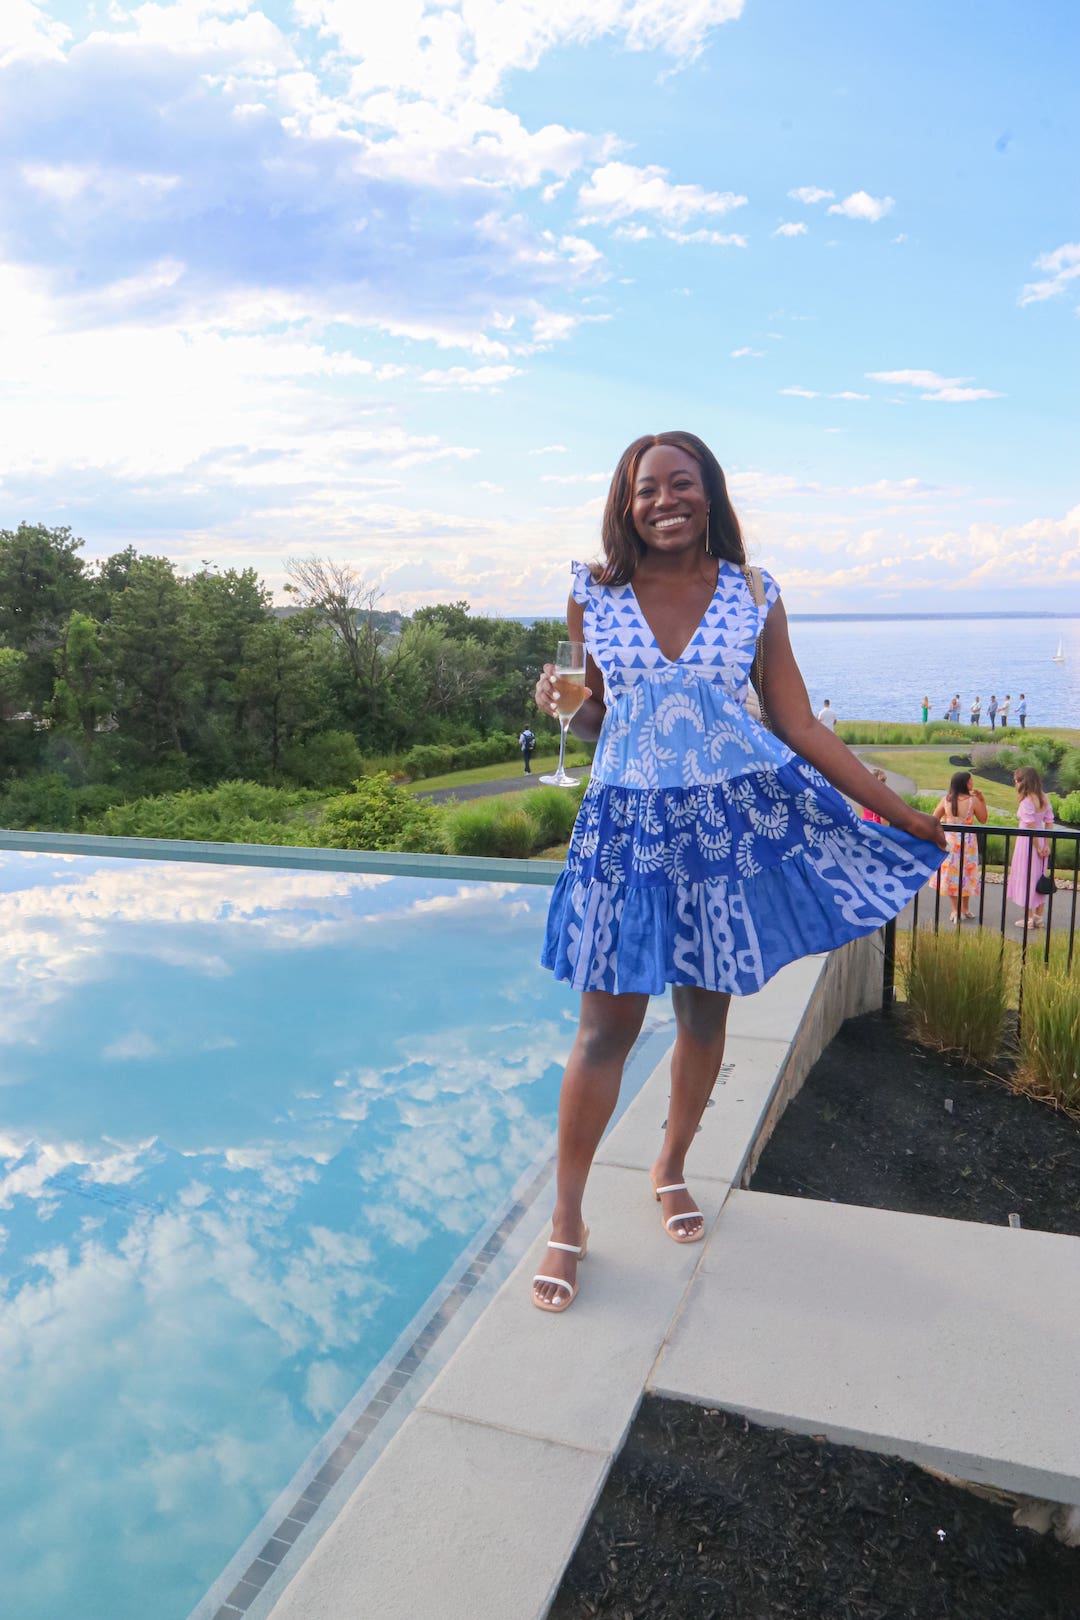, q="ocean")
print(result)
[783,616,1080,730]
